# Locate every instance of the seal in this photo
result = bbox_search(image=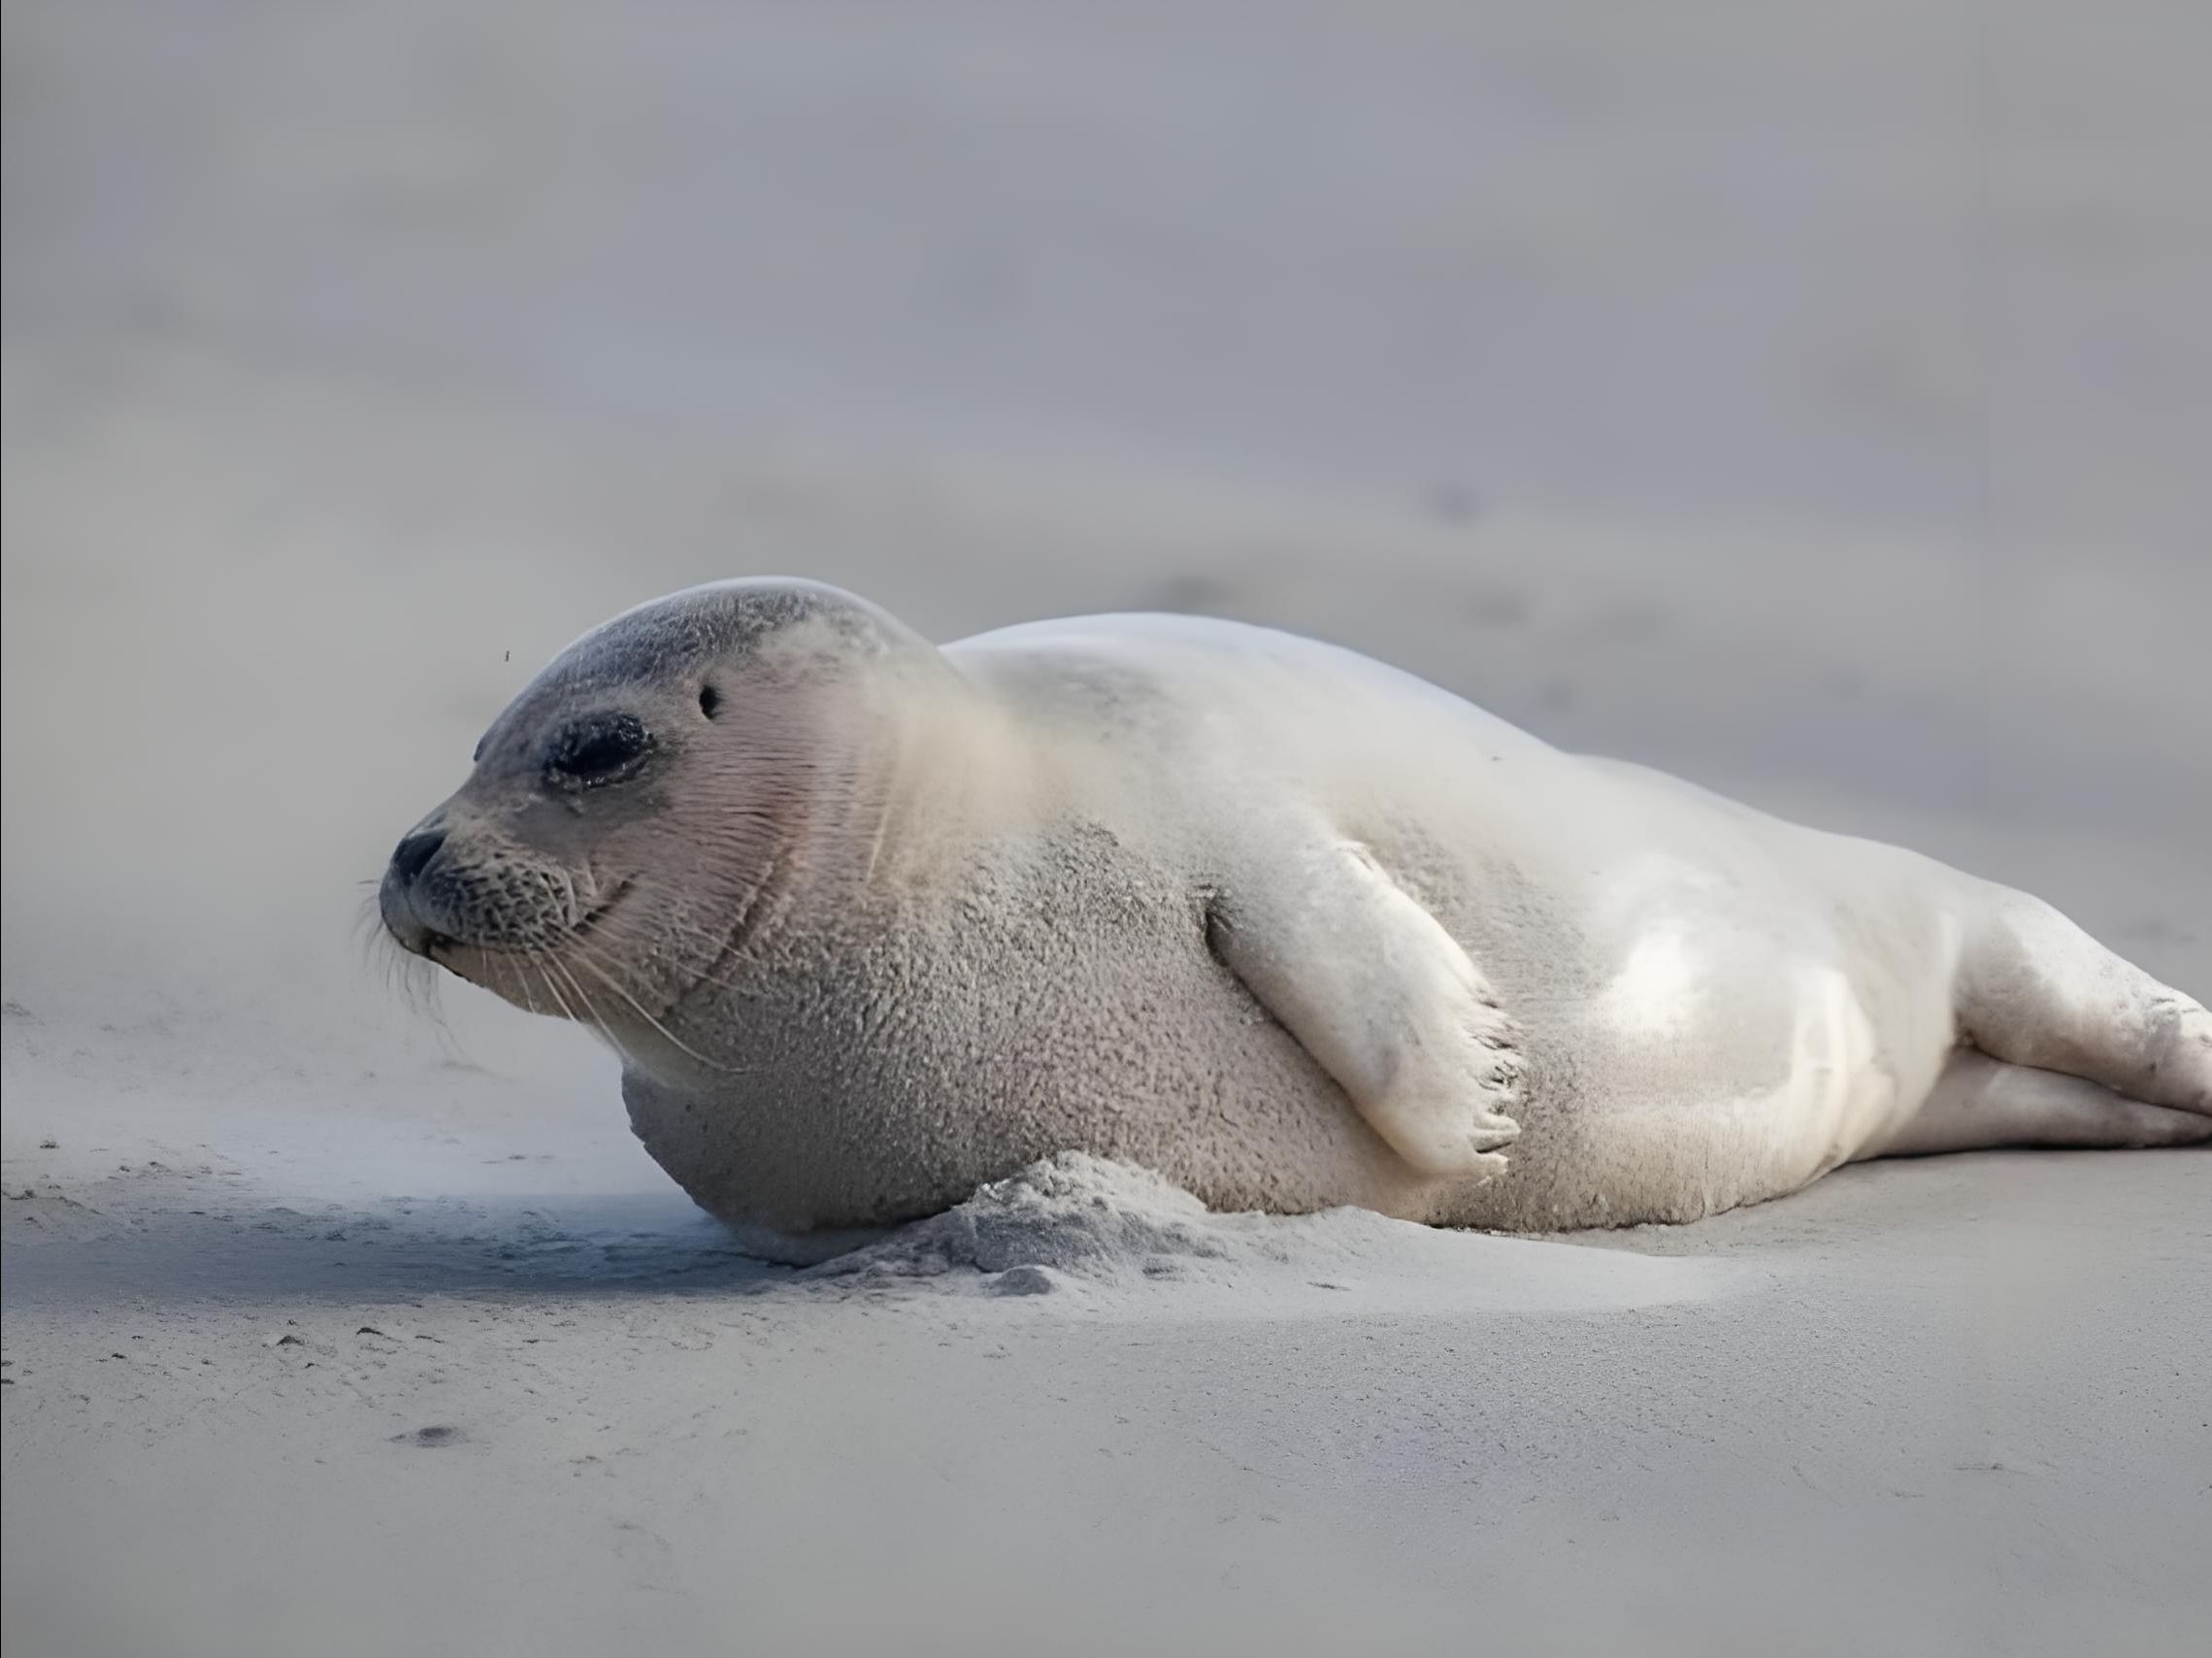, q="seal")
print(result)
[380,579,2212,1254]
